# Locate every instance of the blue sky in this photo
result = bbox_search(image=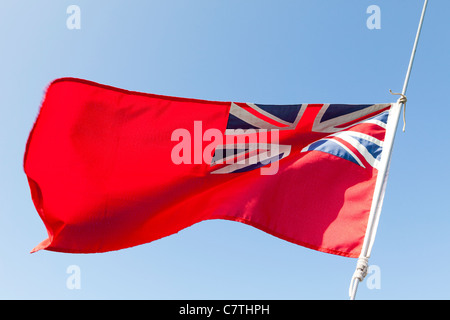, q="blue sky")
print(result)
[1,0,449,300]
